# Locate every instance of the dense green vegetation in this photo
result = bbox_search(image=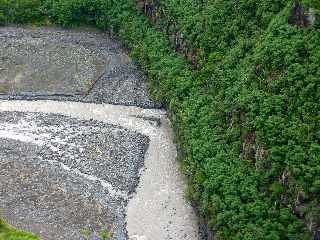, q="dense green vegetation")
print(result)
[0,219,39,240]
[0,0,319,239]
[143,1,320,239]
